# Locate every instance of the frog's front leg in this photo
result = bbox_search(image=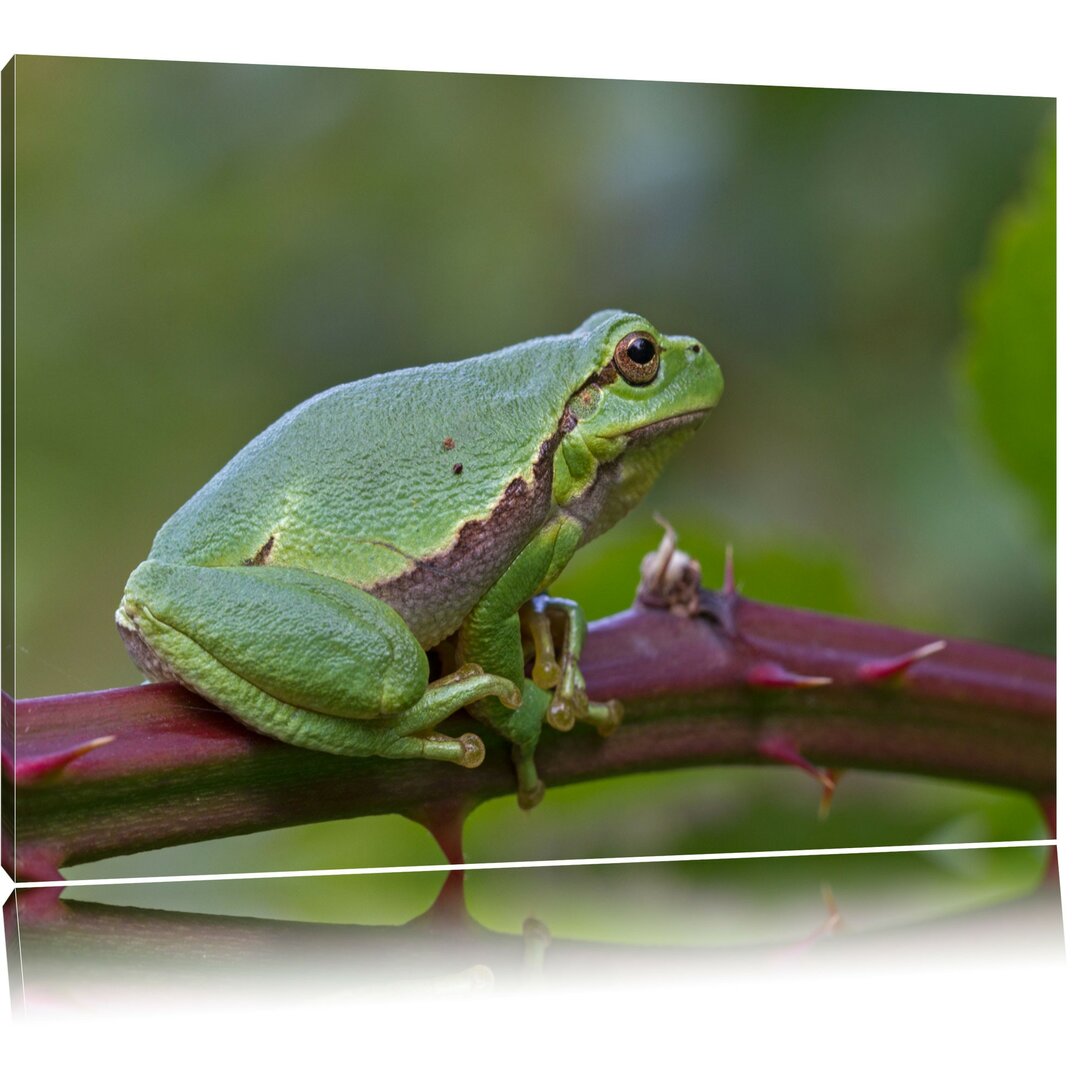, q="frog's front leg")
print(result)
[117,561,521,767]
[455,516,621,808]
